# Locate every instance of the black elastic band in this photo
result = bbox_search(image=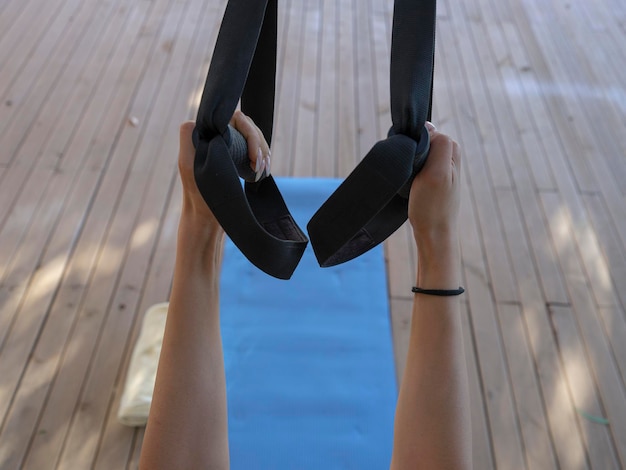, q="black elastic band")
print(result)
[412,286,465,296]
